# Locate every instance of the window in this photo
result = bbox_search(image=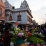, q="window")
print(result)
[9,14,12,21]
[0,8,2,16]
[6,15,9,21]
[17,14,21,21]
